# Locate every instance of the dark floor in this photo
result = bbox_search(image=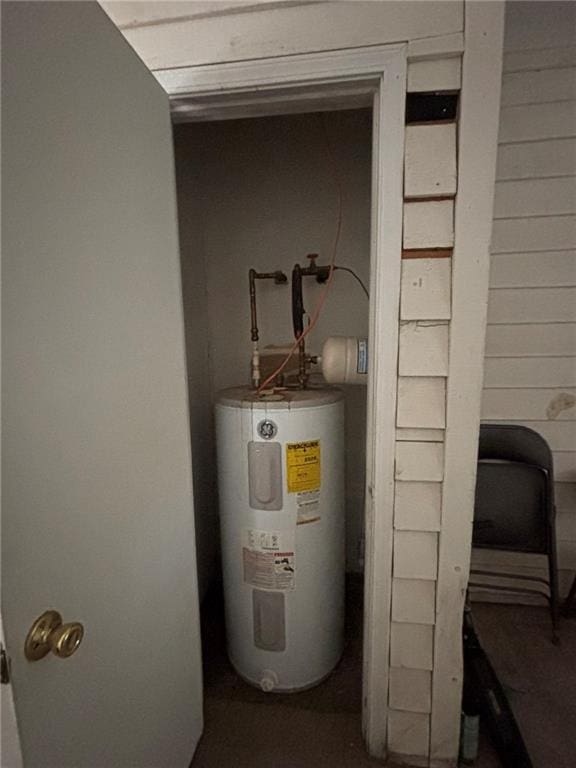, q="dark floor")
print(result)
[473,602,576,768]
[191,576,382,768]
[191,583,576,768]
